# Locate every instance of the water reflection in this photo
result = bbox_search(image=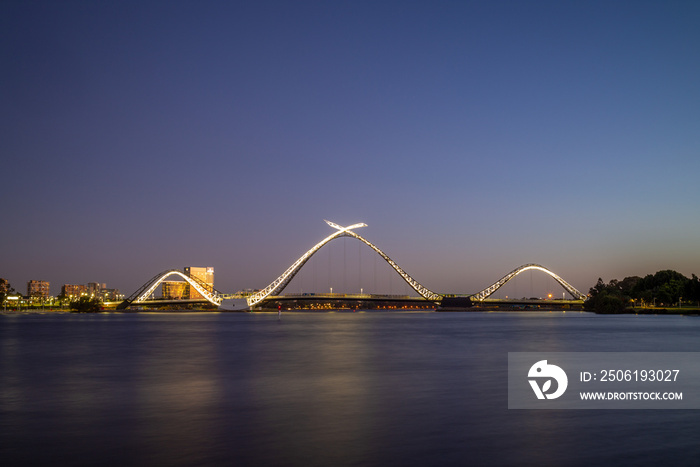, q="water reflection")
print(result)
[1,312,699,466]
[131,318,223,465]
